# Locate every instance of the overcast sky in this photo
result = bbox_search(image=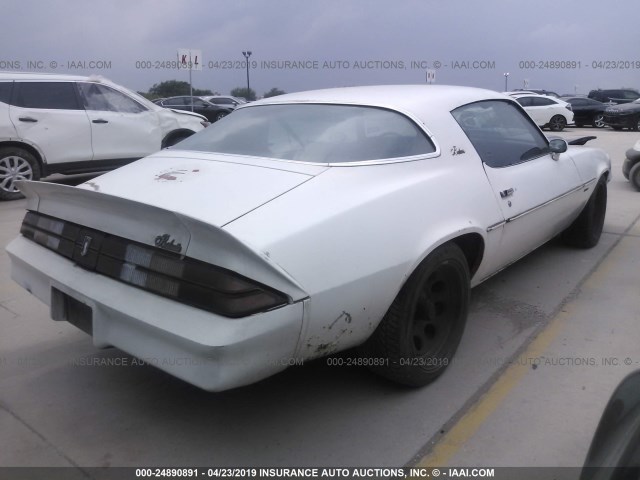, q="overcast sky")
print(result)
[2,0,639,97]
